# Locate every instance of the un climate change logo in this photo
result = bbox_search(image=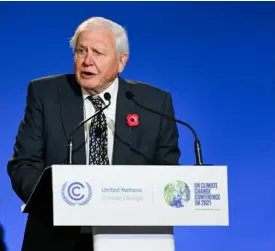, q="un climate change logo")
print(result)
[164,181,191,208]
[62,182,92,206]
